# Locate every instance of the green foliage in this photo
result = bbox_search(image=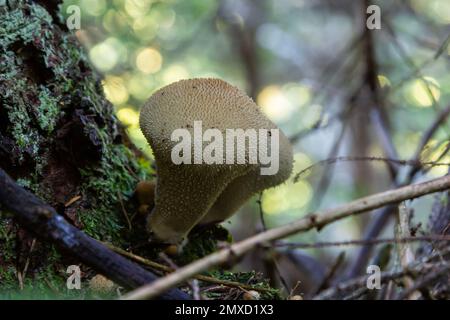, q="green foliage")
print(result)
[78,144,145,243]
[206,270,280,300]
[36,87,59,133]
[176,225,232,265]
[0,219,15,262]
